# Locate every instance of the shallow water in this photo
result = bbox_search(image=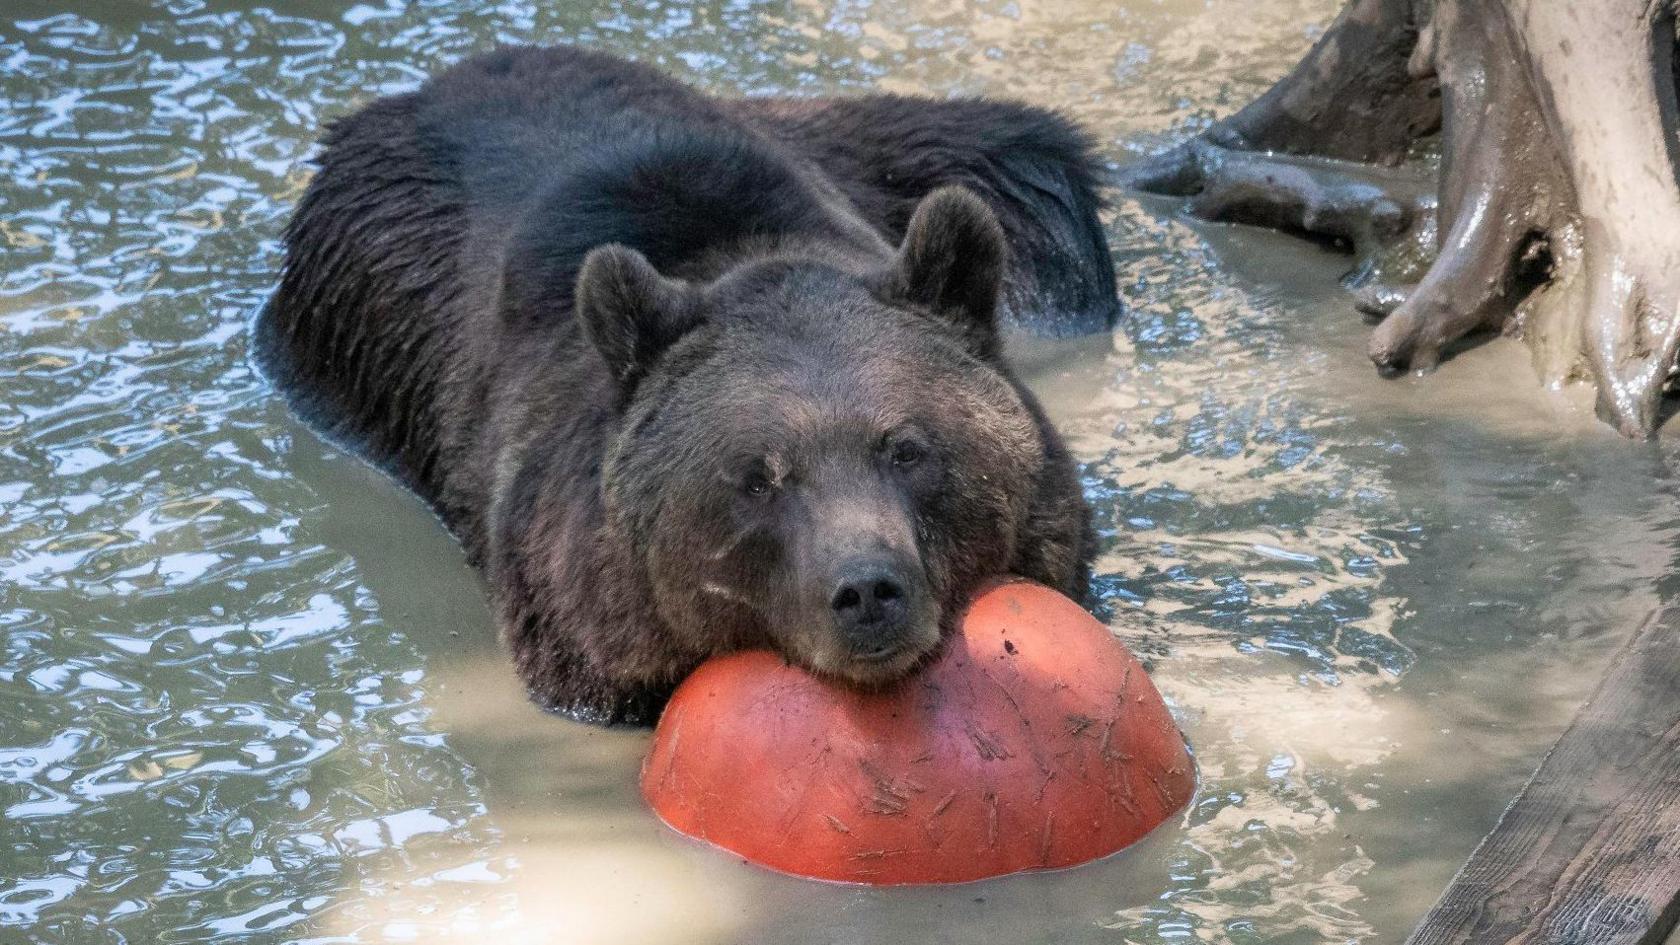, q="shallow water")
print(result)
[3,2,1678,943]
